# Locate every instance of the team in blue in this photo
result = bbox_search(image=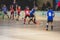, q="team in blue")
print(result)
[46,7,55,30]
